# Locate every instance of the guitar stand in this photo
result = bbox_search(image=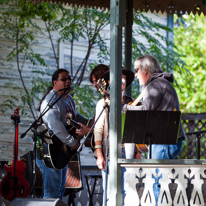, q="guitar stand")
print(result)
[29,126,52,197]
[67,191,76,206]
[30,124,38,198]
